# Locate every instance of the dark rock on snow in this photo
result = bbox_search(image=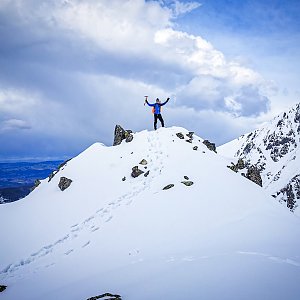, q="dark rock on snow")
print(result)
[246,166,262,187]
[184,176,189,180]
[144,170,150,177]
[203,140,217,153]
[163,184,175,190]
[0,285,7,293]
[48,158,72,182]
[113,125,134,145]
[228,158,246,173]
[86,292,122,300]
[30,179,41,192]
[186,131,194,139]
[58,177,73,191]
[139,159,148,165]
[122,176,126,181]
[193,146,198,151]
[181,181,194,186]
[131,166,144,178]
[176,132,185,139]
[186,138,193,143]
[125,134,133,143]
